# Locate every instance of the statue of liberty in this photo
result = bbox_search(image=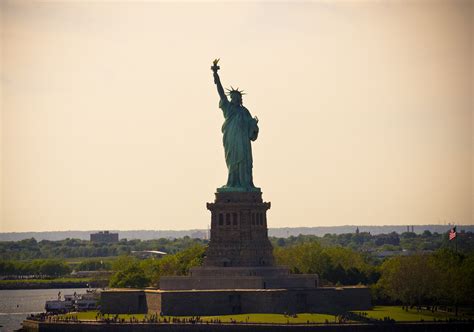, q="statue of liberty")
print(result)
[211,59,260,192]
